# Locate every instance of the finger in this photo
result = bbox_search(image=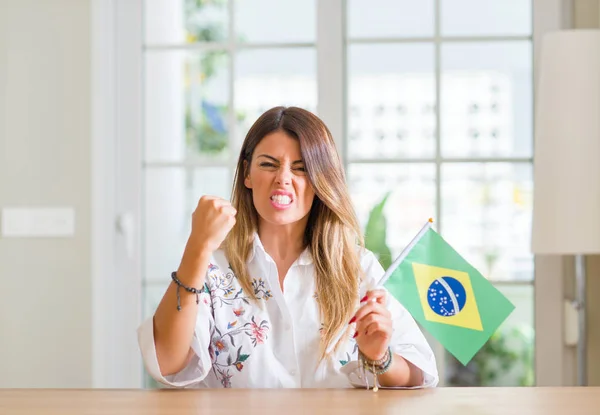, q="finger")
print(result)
[199,195,229,208]
[362,289,387,305]
[355,314,392,338]
[199,195,222,203]
[353,301,388,322]
[356,305,391,325]
[363,319,393,337]
[356,313,392,332]
[219,205,237,216]
[210,198,232,209]
[351,301,390,323]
